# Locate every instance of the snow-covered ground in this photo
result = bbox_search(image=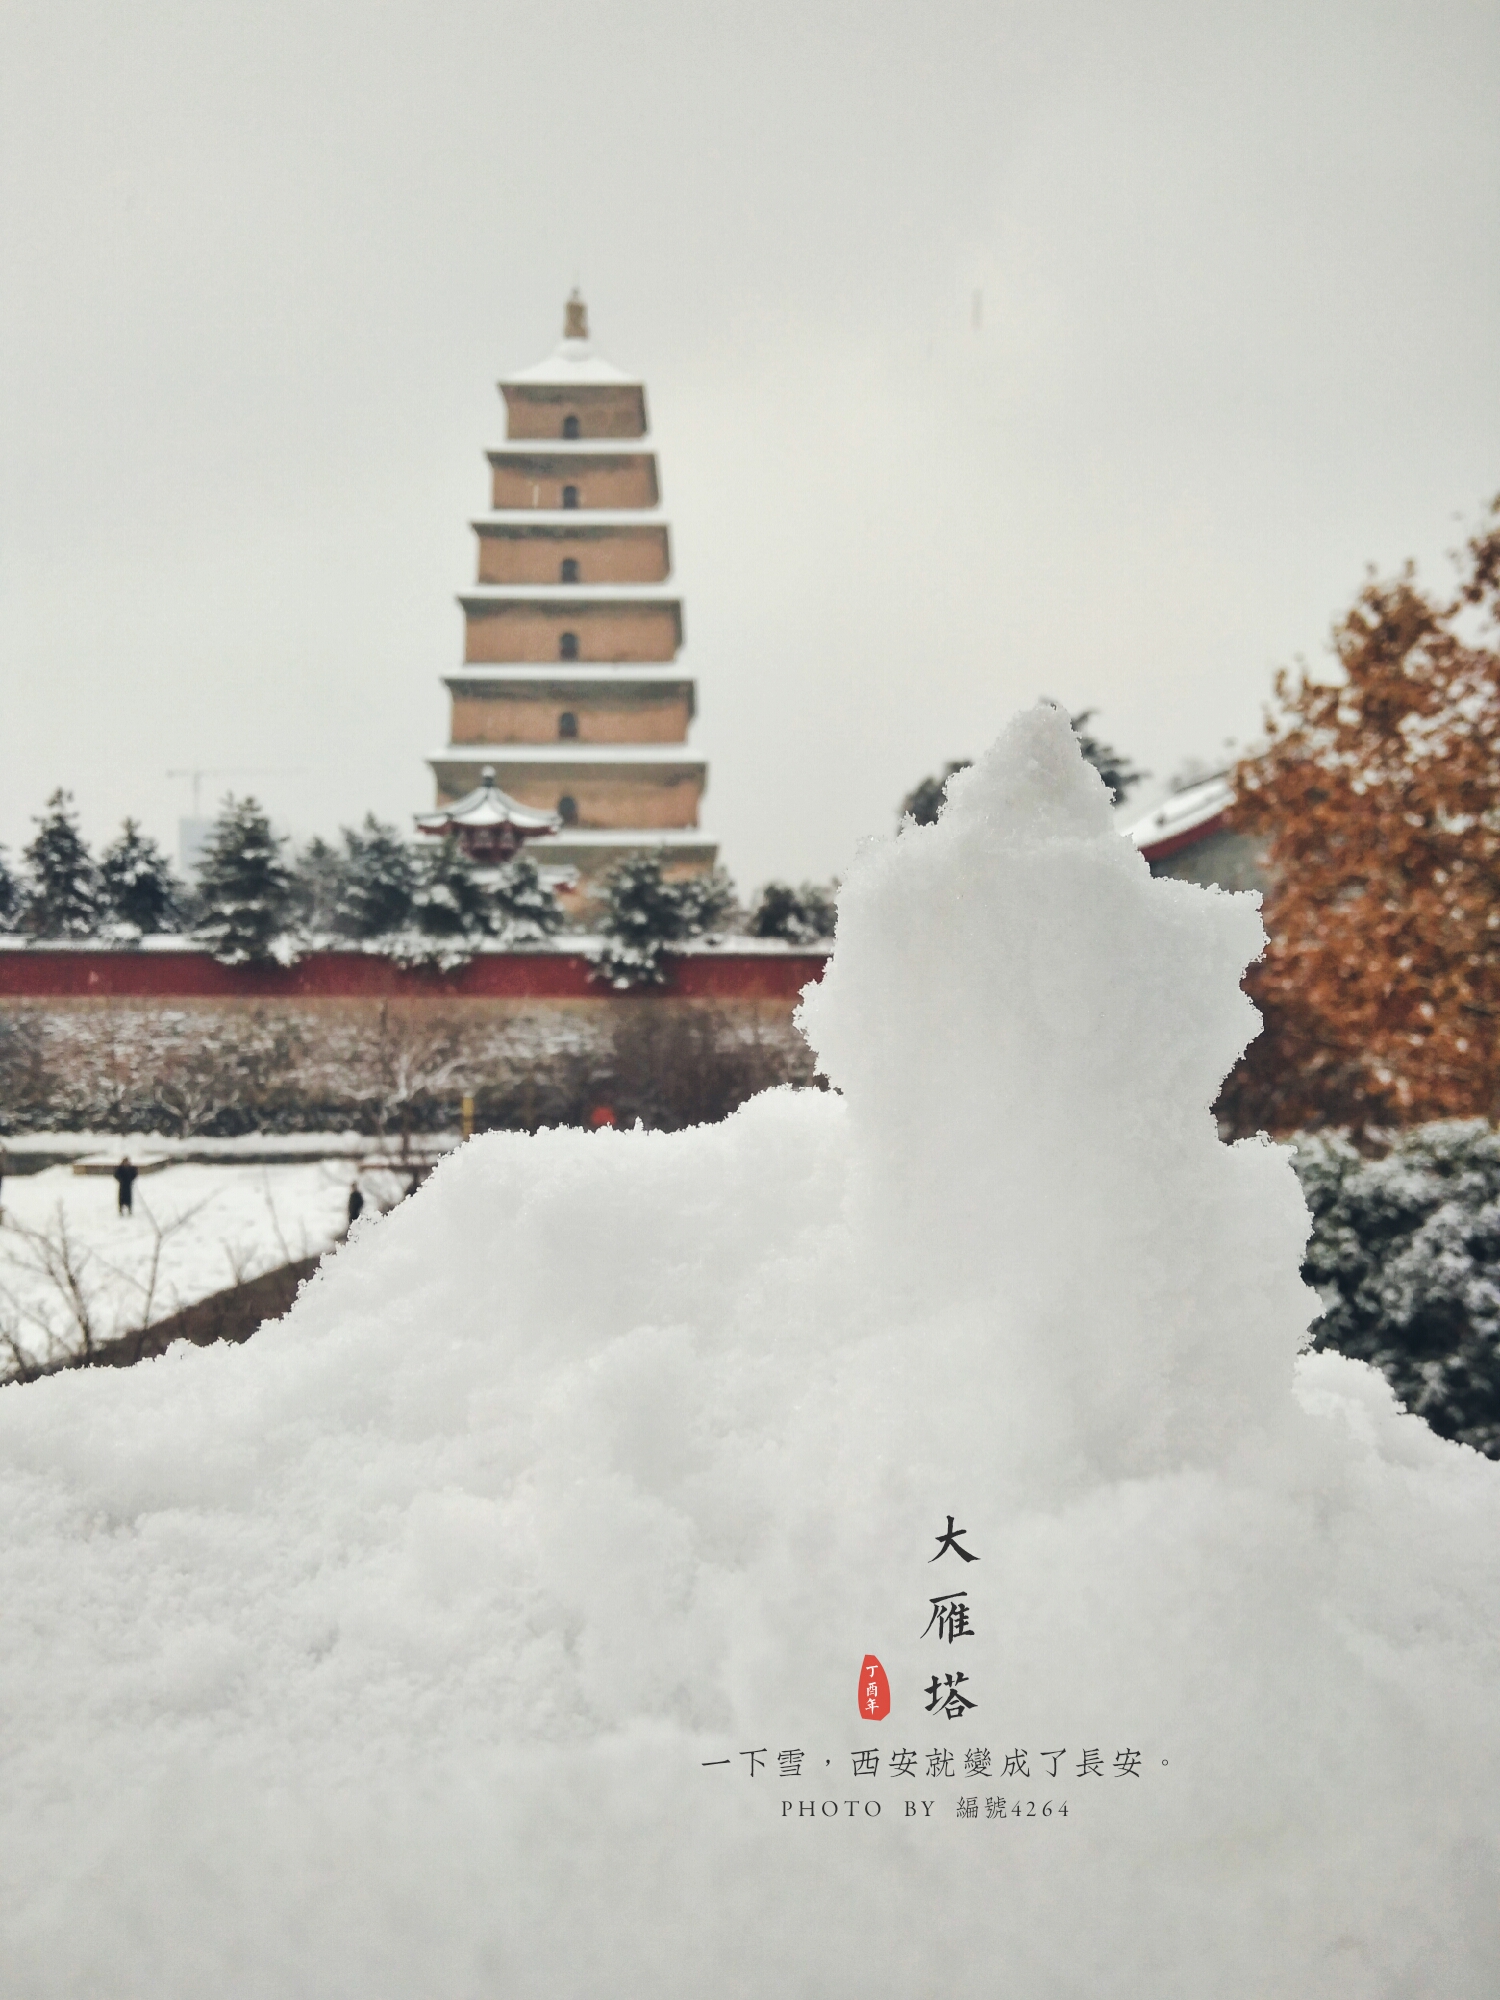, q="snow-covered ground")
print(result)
[0,1160,407,1370]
